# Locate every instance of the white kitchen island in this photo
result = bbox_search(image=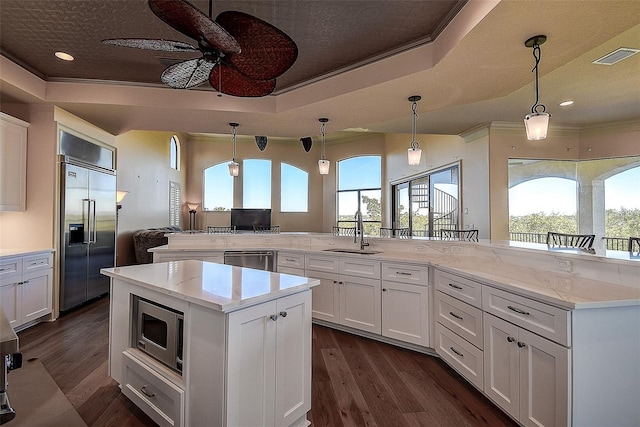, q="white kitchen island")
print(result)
[101,260,319,427]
